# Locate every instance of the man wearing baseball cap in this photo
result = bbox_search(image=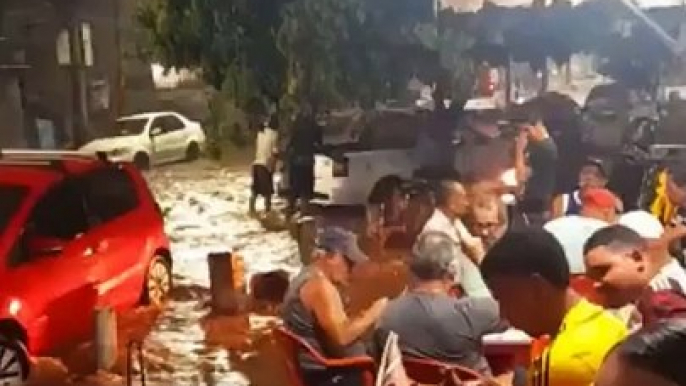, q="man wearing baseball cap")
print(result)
[281,227,387,386]
[545,188,620,274]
